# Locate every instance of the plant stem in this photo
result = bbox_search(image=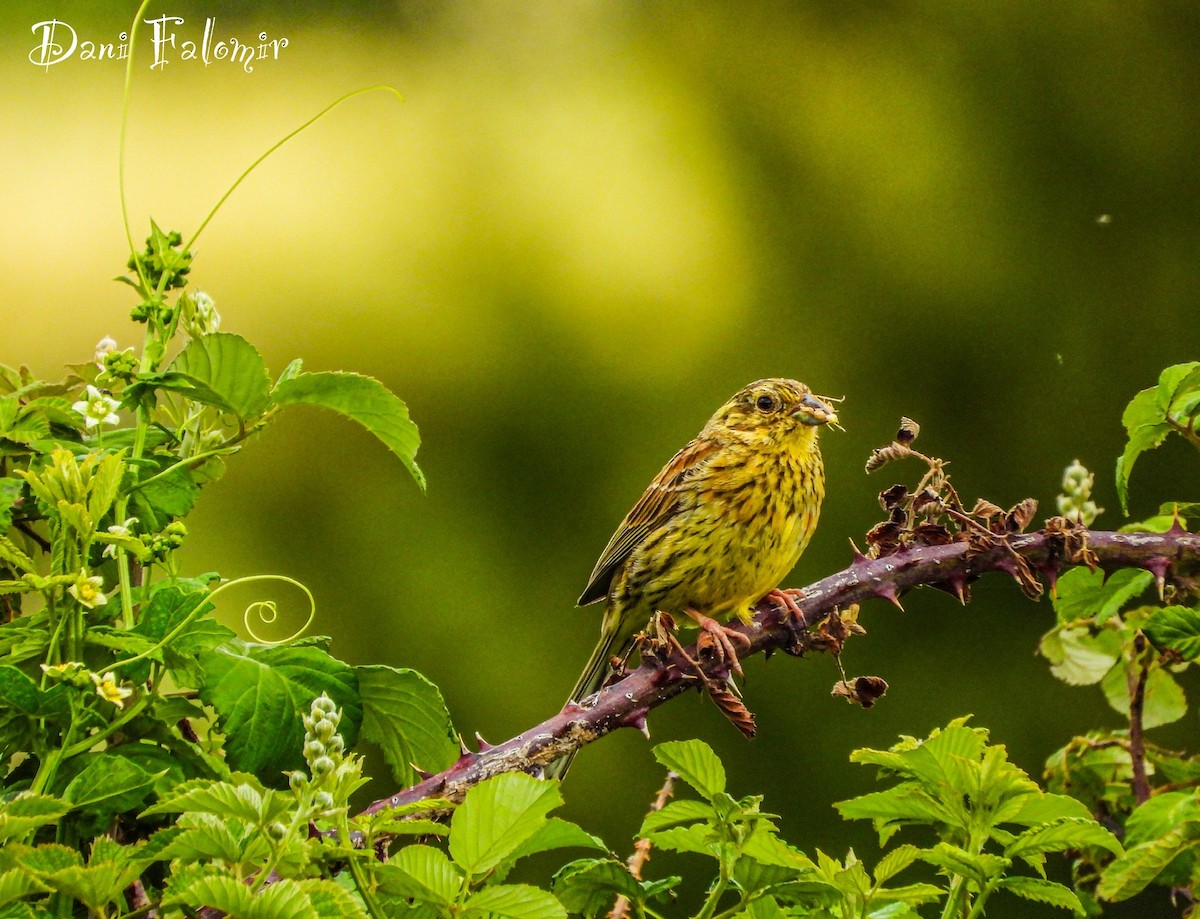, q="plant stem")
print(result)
[1128,635,1152,804]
